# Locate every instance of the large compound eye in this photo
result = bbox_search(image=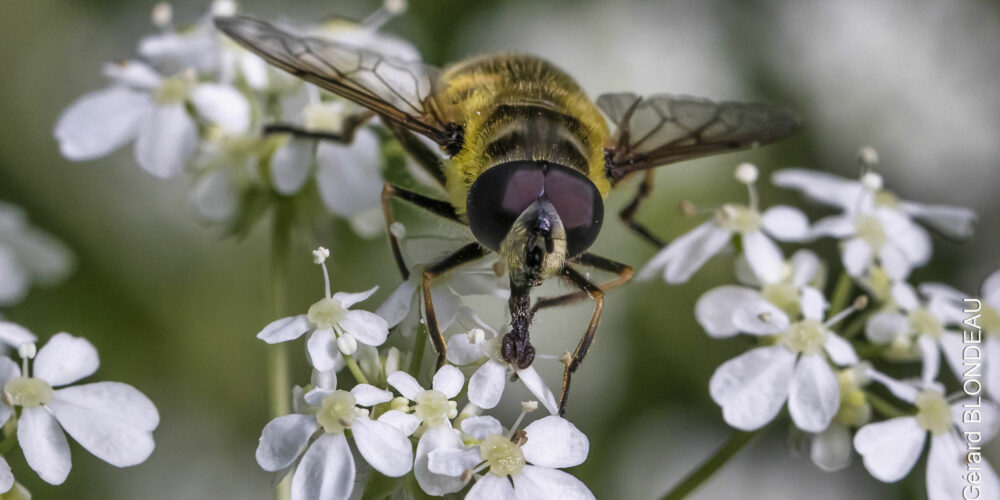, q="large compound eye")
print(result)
[466,162,544,251]
[543,165,603,256]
